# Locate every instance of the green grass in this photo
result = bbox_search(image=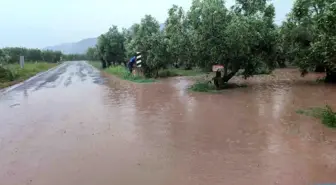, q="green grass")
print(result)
[105,66,155,83]
[0,62,57,89]
[89,61,155,83]
[296,105,336,128]
[89,61,203,83]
